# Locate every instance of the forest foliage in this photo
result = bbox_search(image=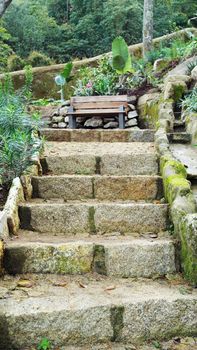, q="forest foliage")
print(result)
[0,0,197,72]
